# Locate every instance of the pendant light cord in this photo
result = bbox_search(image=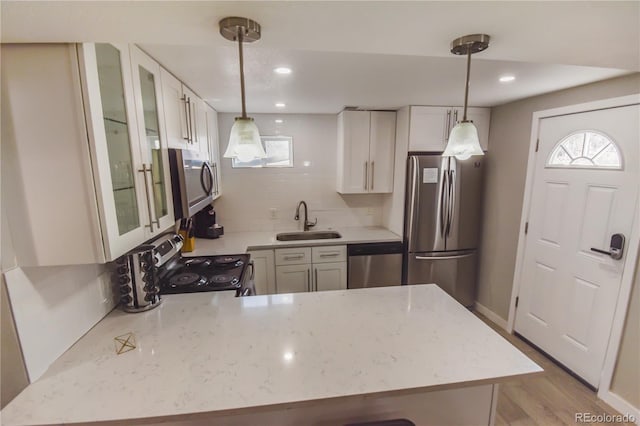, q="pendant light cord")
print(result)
[462,47,472,122]
[237,27,247,119]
